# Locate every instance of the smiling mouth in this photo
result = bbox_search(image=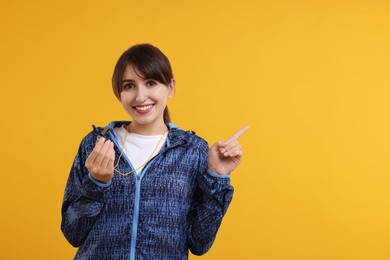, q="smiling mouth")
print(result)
[133,104,154,111]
